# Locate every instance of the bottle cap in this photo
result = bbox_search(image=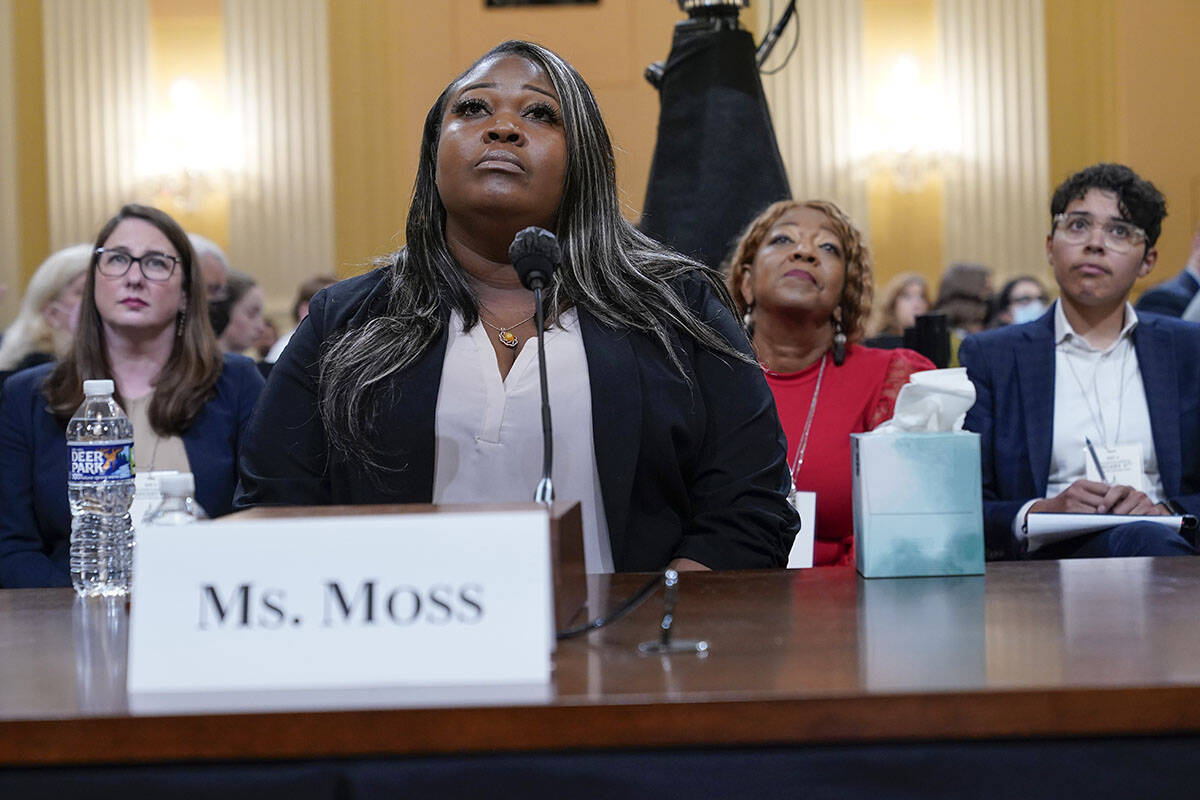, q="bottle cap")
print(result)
[82,379,115,396]
[158,472,195,497]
